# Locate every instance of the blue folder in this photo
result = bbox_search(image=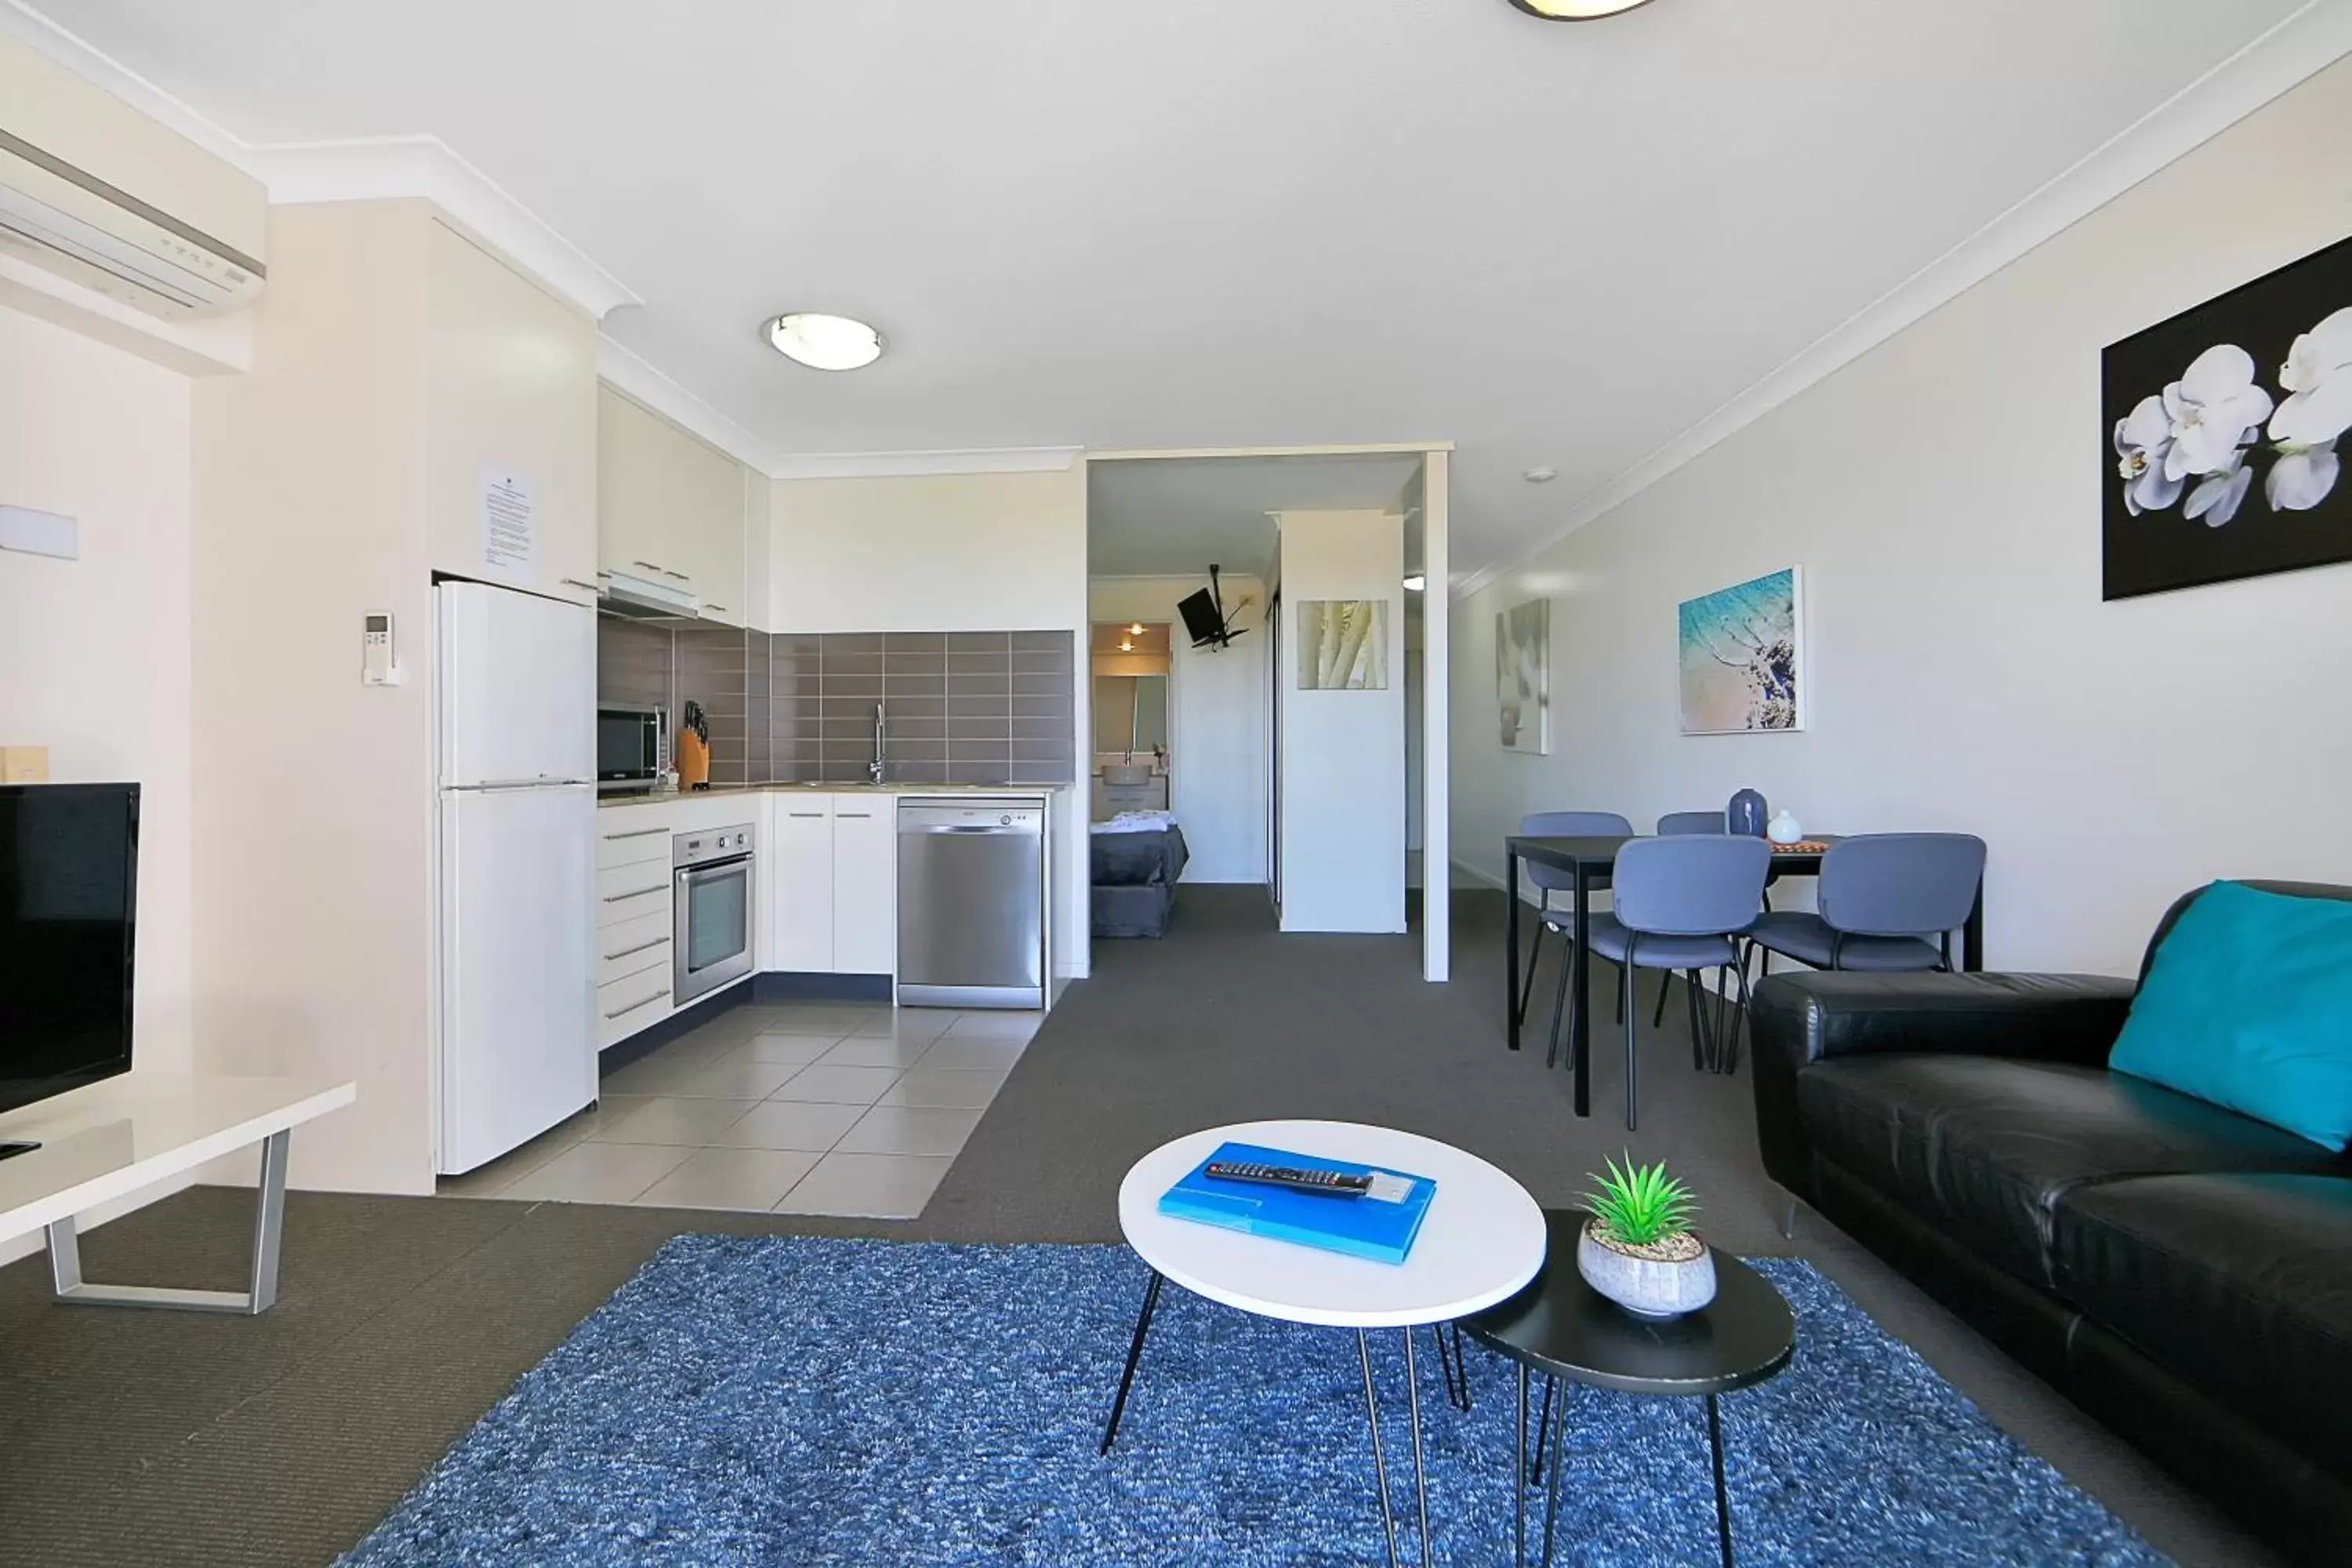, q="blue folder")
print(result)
[1157,1142,1436,1265]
